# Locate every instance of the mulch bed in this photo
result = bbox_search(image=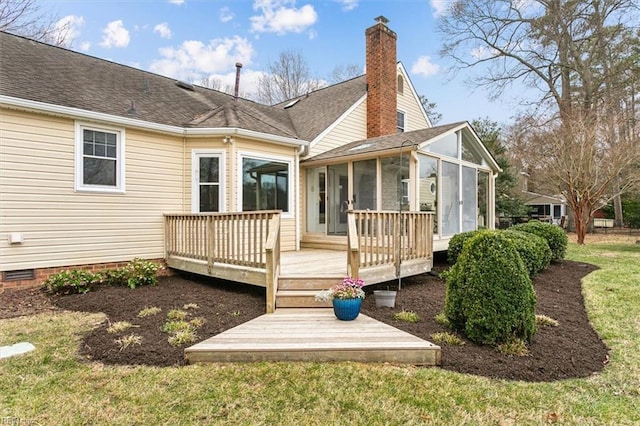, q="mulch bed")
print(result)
[1,259,609,381]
